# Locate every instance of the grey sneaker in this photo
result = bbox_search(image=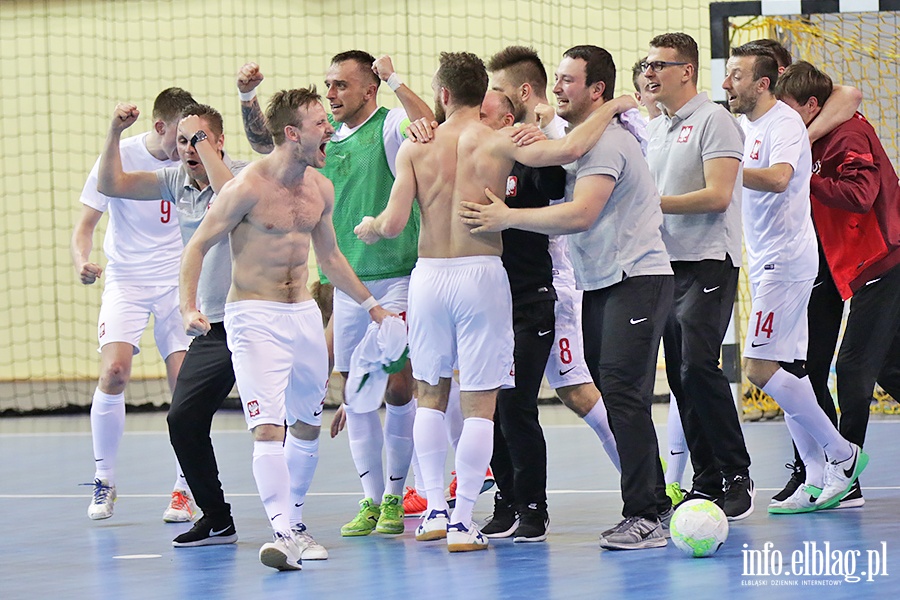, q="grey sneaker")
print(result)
[599,516,667,550]
[658,506,673,539]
